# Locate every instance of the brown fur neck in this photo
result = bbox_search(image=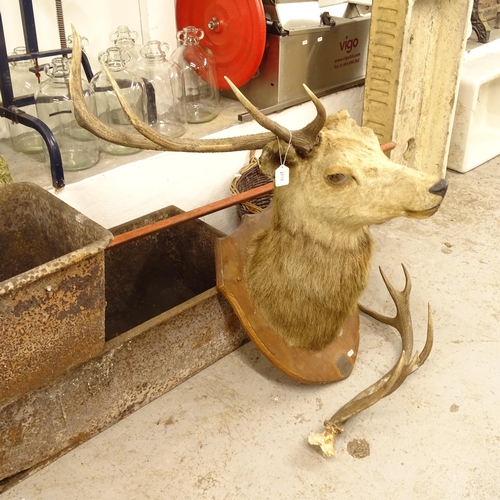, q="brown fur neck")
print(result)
[246,207,373,350]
